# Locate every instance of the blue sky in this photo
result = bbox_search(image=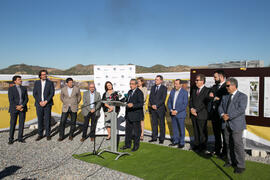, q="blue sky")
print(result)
[0,0,269,69]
